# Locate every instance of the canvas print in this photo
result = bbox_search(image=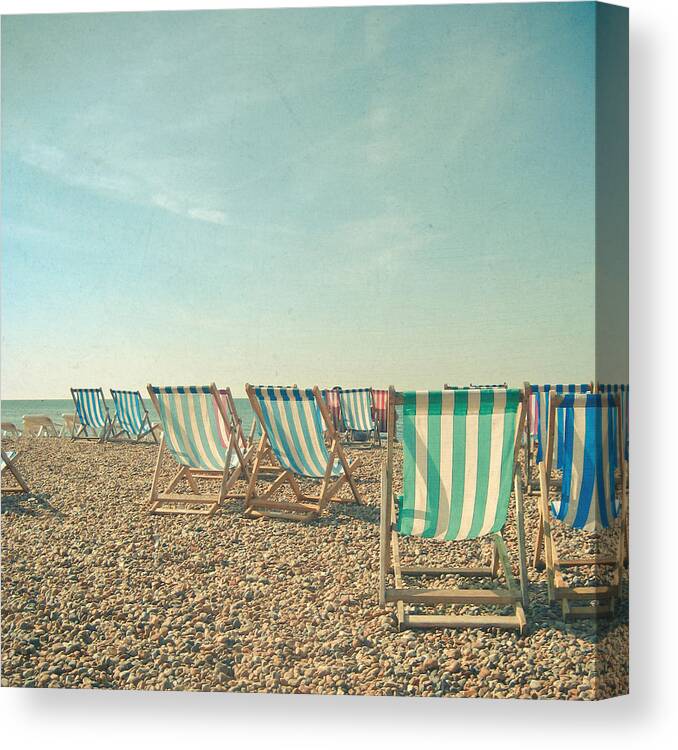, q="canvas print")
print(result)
[1,2,629,699]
